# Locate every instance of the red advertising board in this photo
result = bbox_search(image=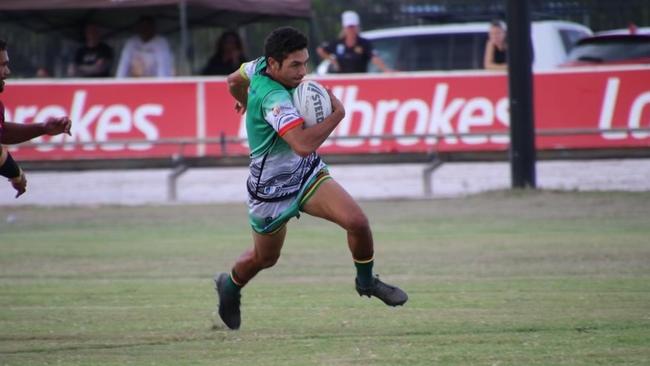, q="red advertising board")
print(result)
[2,66,649,161]
[3,80,198,159]
[535,68,650,149]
